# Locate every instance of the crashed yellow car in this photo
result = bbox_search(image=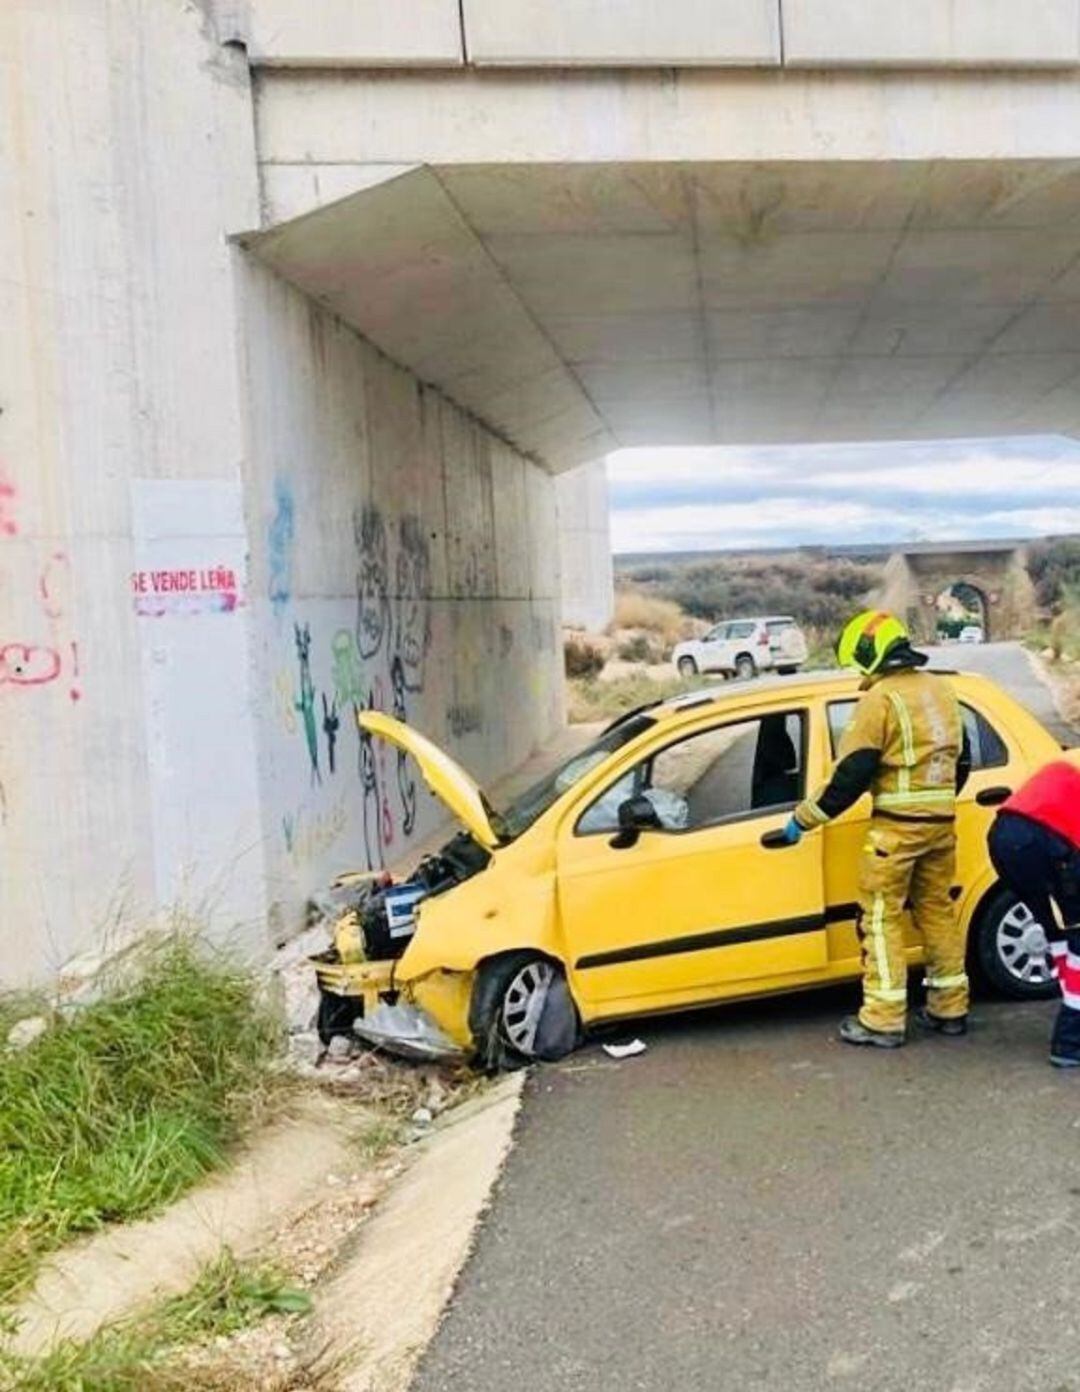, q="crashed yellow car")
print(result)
[313,671,1073,1067]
